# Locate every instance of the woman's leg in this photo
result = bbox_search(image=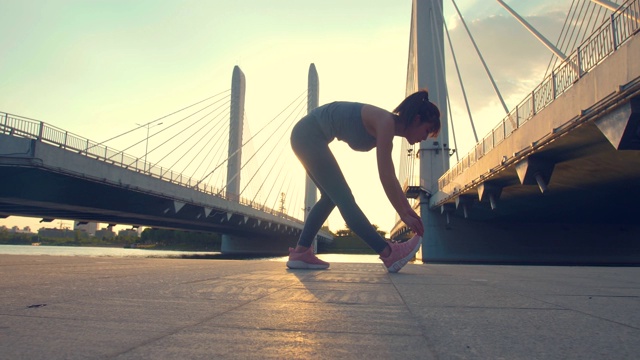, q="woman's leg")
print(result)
[291,117,388,253]
[296,193,335,248]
